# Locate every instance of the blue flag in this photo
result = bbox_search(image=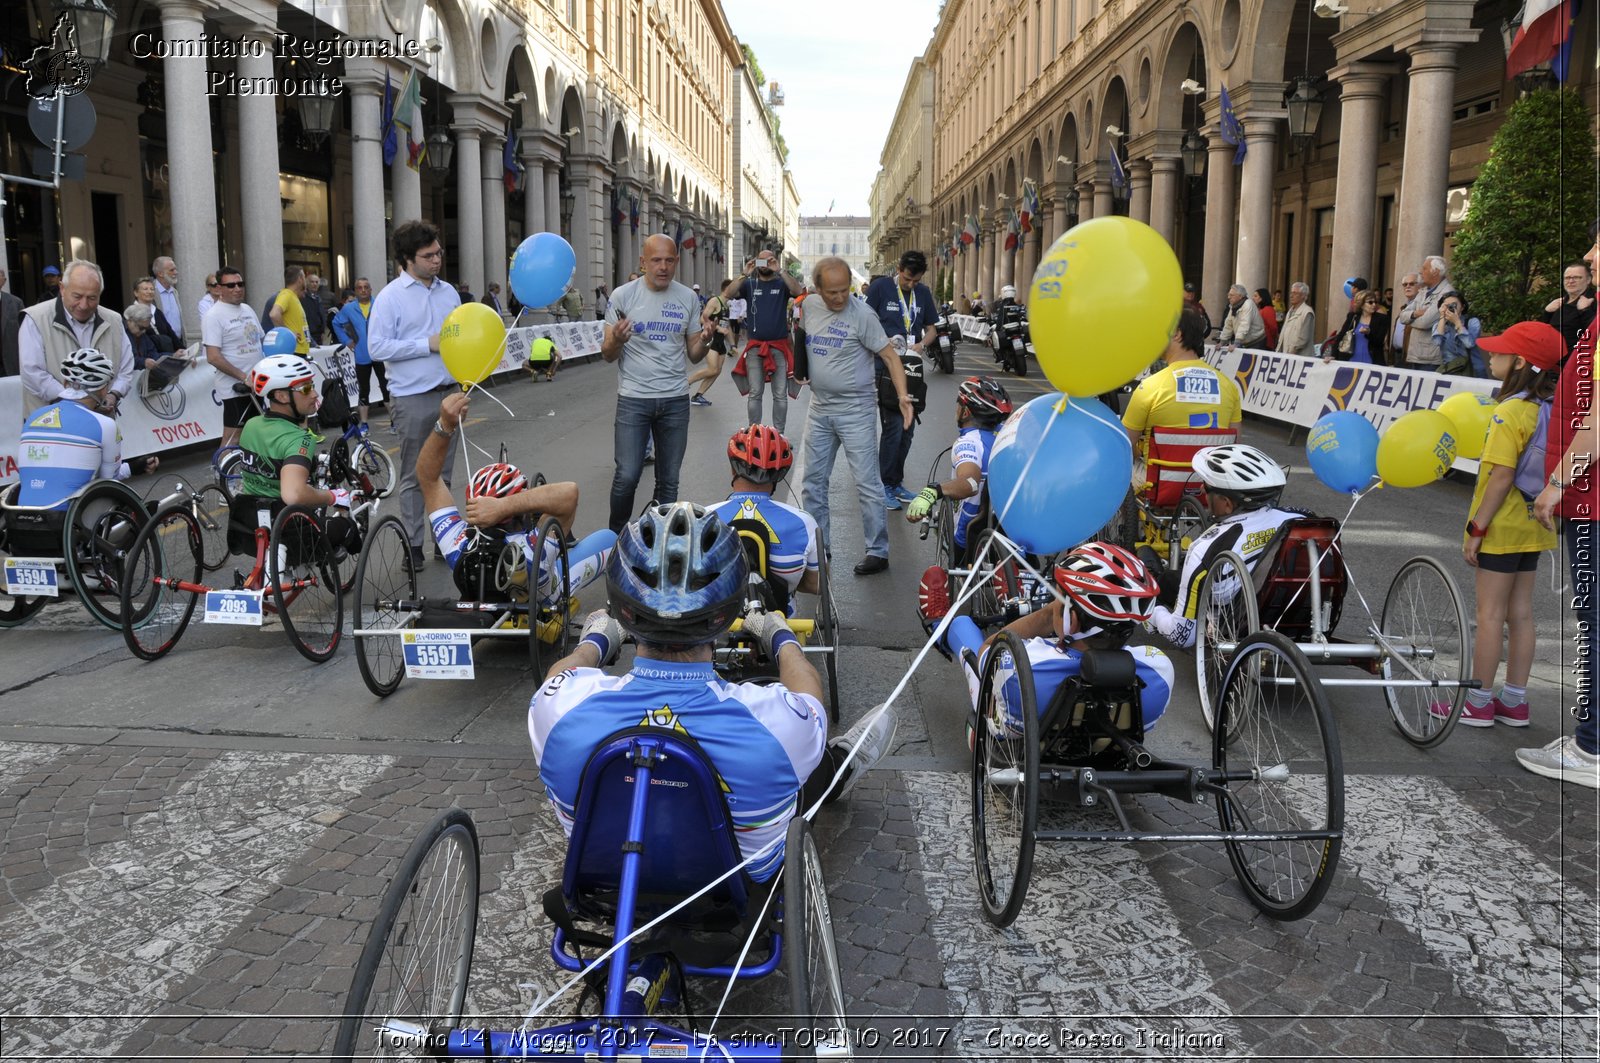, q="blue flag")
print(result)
[502,121,521,193]
[1553,0,1582,82]
[1109,147,1130,198]
[381,71,397,167]
[1219,83,1246,165]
